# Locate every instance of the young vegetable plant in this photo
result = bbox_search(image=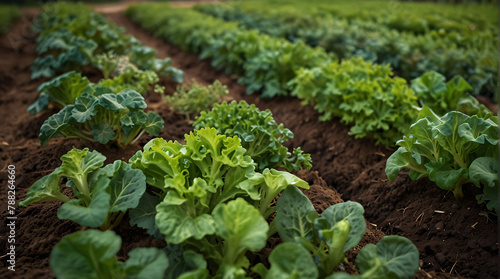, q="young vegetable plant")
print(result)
[50,229,168,279]
[165,80,228,121]
[129,128,309,275]
[194,100,312,171]
[386,107,498,212]
[28,69,160,115]
[19,148,147,229]
[39,88,163,148]
[253,186,420,279]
